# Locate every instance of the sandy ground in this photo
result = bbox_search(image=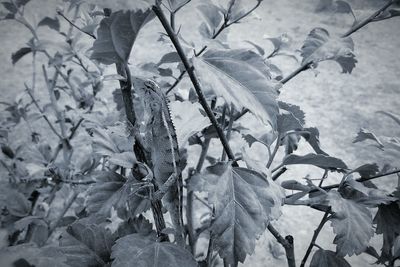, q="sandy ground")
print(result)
[0,0,399,266]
